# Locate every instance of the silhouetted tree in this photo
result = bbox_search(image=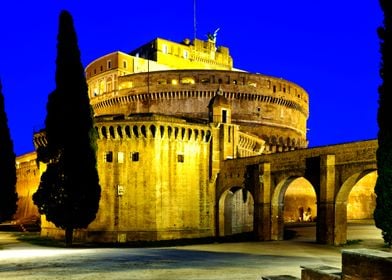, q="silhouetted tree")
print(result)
[0,80,18,222]
[374,0,392,246]
[33,10,100,246]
